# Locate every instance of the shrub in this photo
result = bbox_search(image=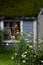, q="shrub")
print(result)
[11,34,38,65]
[0,29,4,52]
